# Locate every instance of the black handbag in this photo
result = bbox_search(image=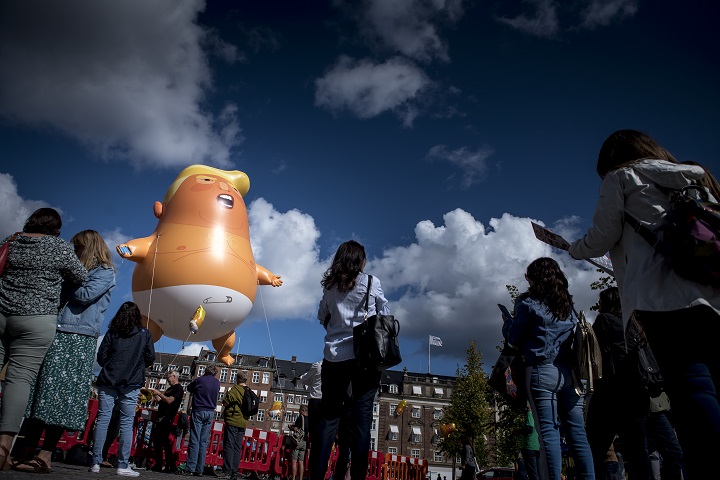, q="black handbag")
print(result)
[352,275,402,371]
[489,344,526,409]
